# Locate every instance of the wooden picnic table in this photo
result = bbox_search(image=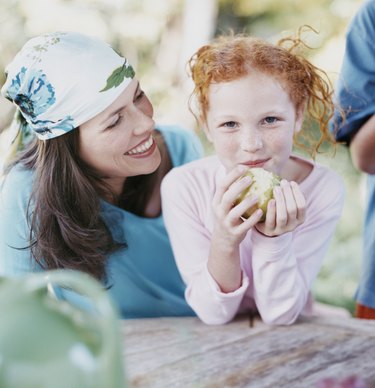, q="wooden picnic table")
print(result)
[121,313,375,387]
